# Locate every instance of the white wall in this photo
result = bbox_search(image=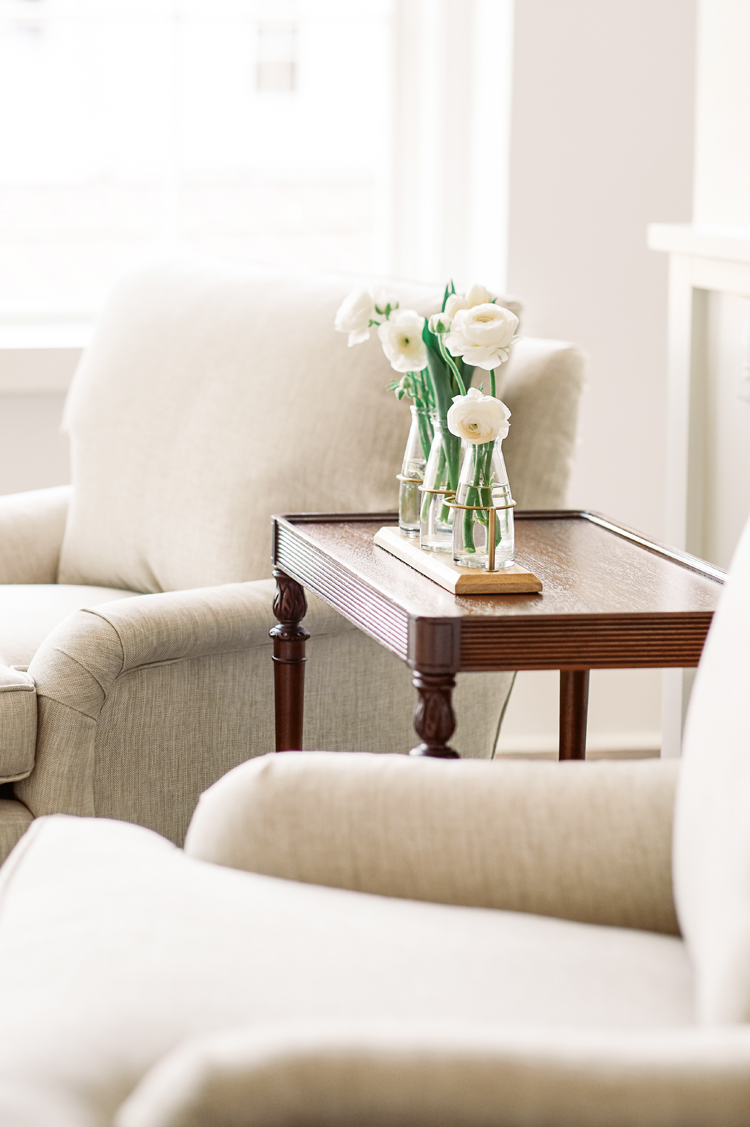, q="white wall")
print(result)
[497,0,697,756]
[0,393,70,495]
[0,345,77,495]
